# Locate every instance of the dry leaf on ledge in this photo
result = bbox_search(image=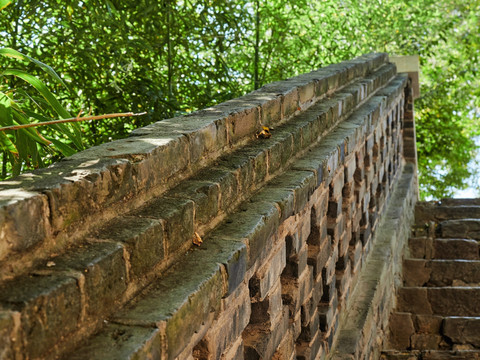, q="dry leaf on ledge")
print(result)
[193,232,203,246]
